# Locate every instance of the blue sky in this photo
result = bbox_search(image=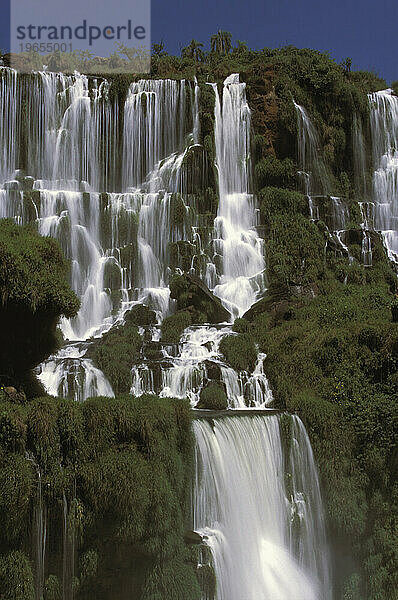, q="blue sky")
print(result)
[1,0,397,82]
